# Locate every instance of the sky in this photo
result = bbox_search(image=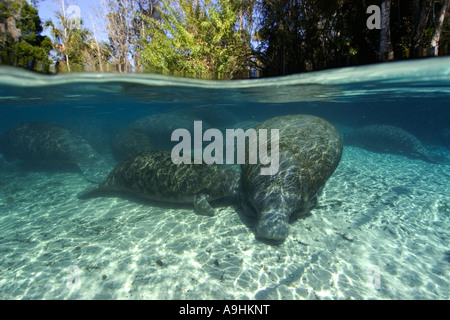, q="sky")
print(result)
[37,0,108,41]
